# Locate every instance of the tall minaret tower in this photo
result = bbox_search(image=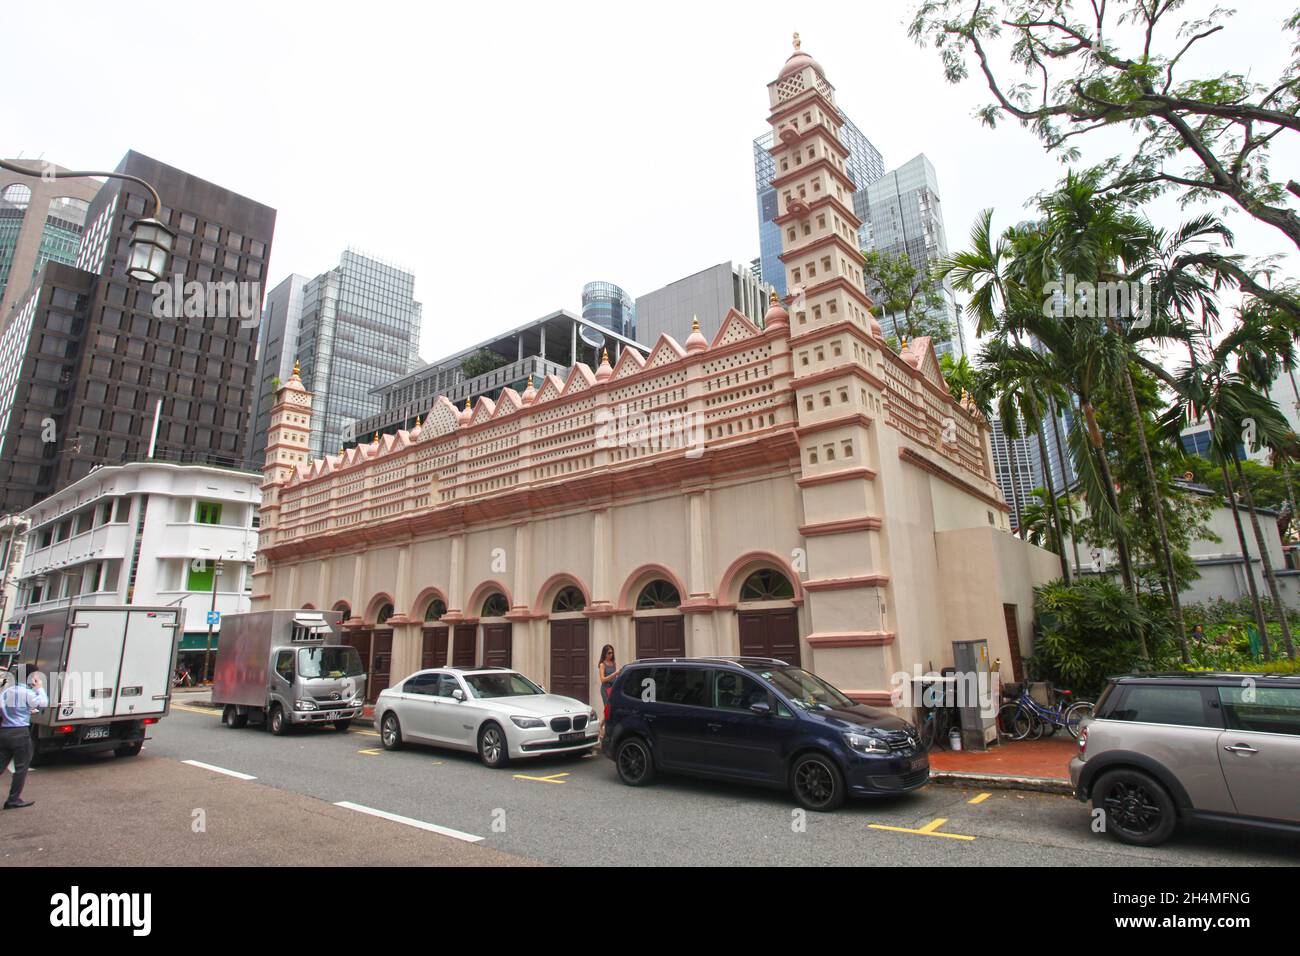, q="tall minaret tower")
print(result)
[770,36,895,698]
[251,361,313,609]
[766,33,875,335]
